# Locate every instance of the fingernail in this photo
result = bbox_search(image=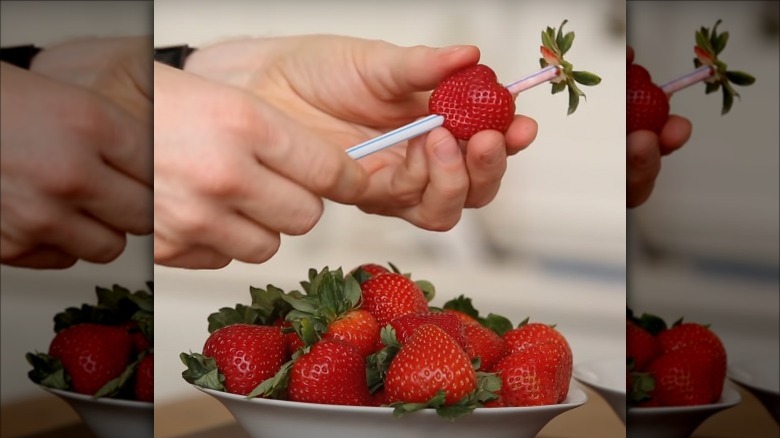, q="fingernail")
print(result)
[434,137,461,164]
